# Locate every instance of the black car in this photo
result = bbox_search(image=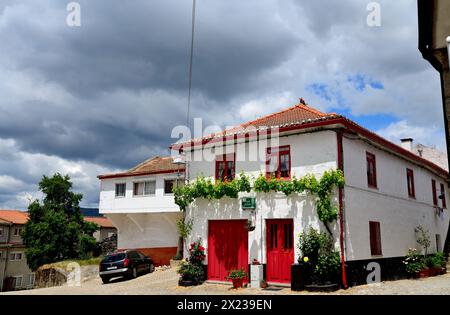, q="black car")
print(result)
[99,250,155,284]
